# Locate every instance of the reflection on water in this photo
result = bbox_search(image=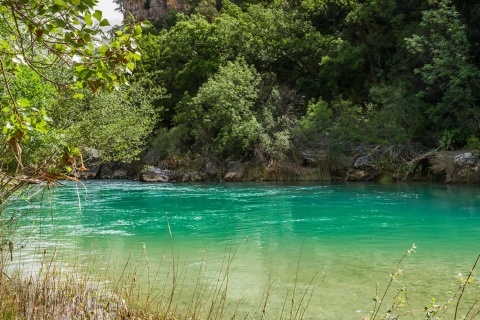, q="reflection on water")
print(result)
[6,181,480,319]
